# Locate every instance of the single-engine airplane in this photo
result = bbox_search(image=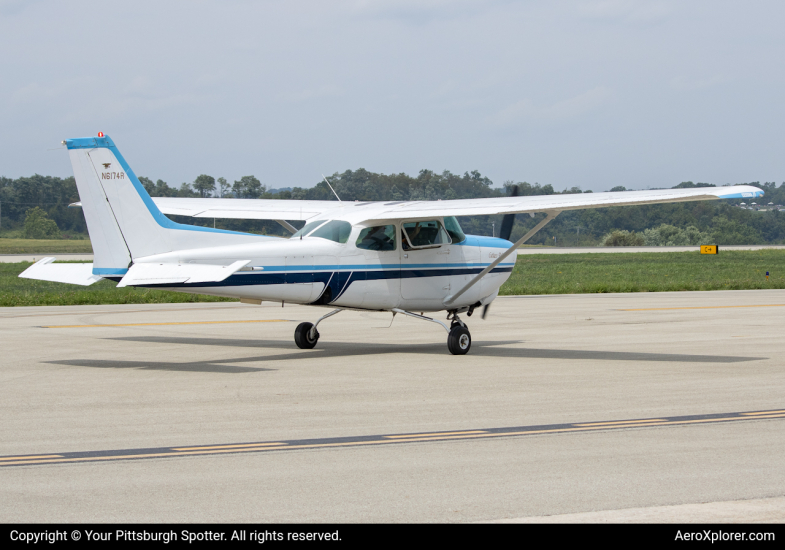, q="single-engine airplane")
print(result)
[21,134,763,354]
